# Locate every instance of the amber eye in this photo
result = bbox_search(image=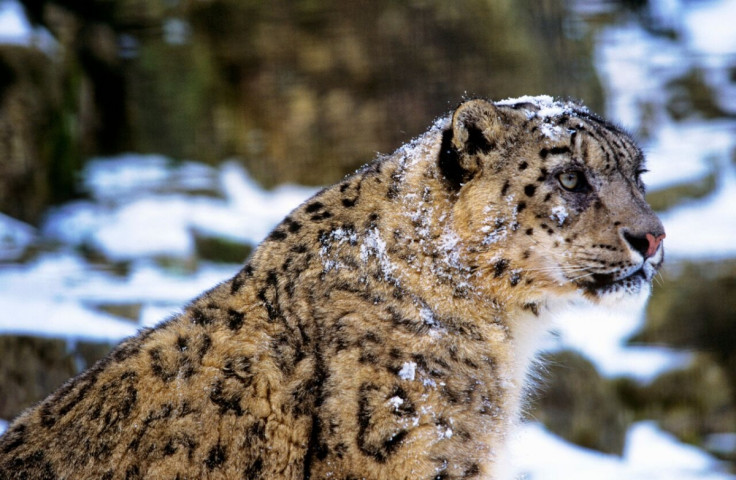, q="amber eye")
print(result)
[558,171,582,191]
